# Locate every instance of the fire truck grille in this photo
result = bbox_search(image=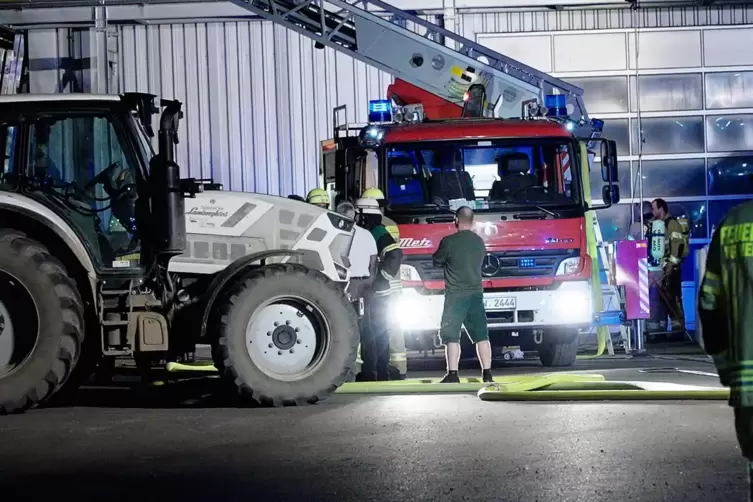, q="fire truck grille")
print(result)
[404,249,579,280]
